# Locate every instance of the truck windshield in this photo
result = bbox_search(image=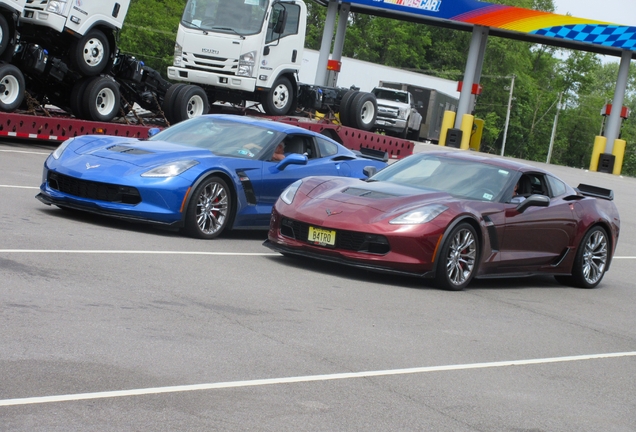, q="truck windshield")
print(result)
[181,0,268,35]
[372,89,408,104]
